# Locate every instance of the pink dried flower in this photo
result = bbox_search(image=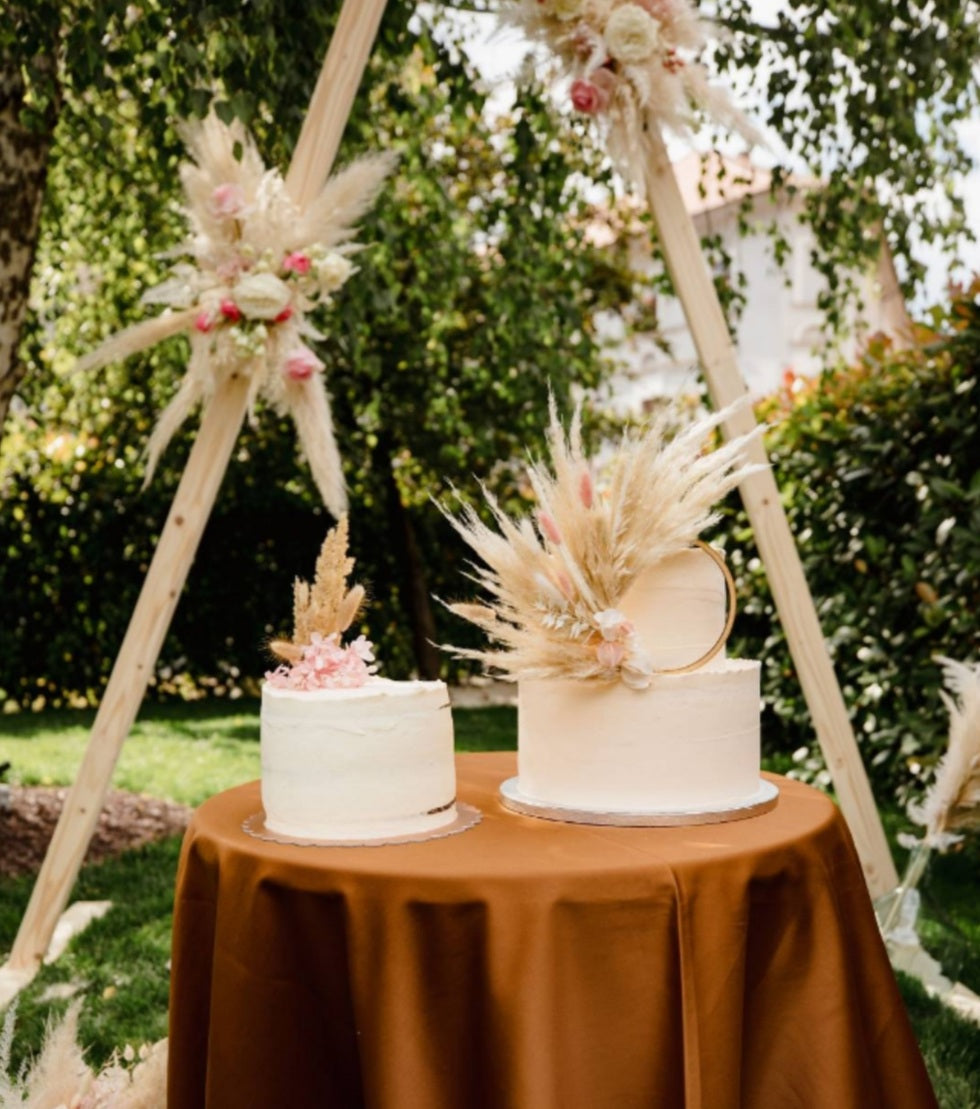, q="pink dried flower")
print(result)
[274,305,294,323]
[579,469,594,508]
[570,78,608,116]
[283,345,324,382]
[265,632,377,691]
[194,309,215,333]
[282,252,312,275]
[211,182,247,219]
[596,640,627,669]
[219,299,241,322]
[538,511,563,545]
